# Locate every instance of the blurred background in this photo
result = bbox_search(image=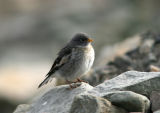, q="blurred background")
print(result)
[0,0,160,113]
